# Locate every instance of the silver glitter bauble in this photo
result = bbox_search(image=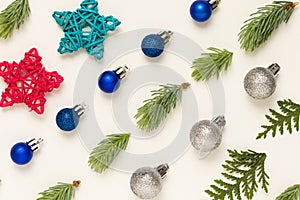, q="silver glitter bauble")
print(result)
[190,116,225,159]
[130,164,169,199]
[244,64,280,100]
